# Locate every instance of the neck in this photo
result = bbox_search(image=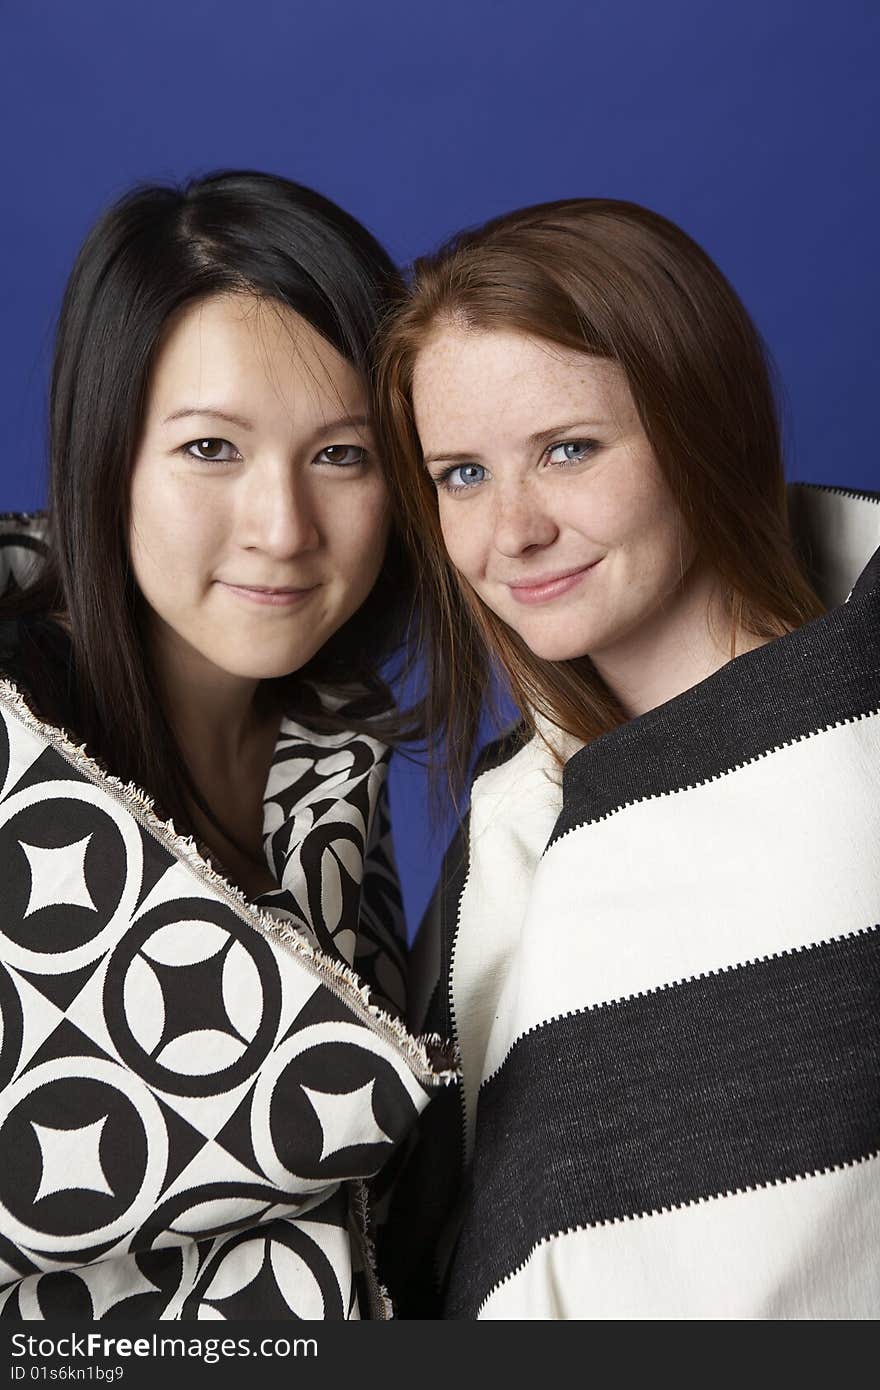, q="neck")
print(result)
[142,616,283,897]
[591,564,766,719]
[146,615,269,775]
